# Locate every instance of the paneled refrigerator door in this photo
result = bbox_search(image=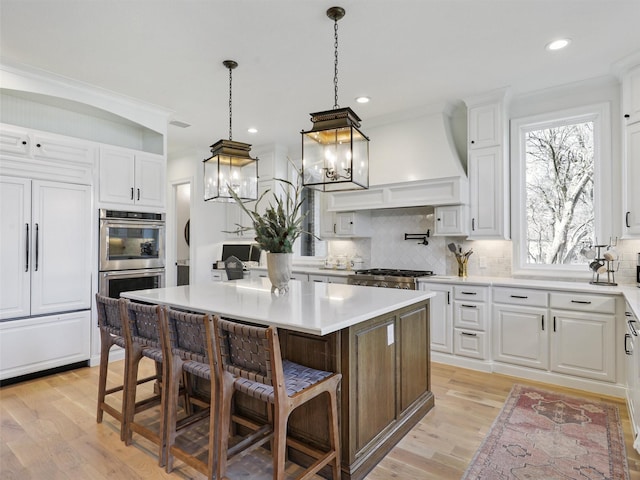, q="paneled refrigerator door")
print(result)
[0,176,31,320]
[30,181,92,317]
